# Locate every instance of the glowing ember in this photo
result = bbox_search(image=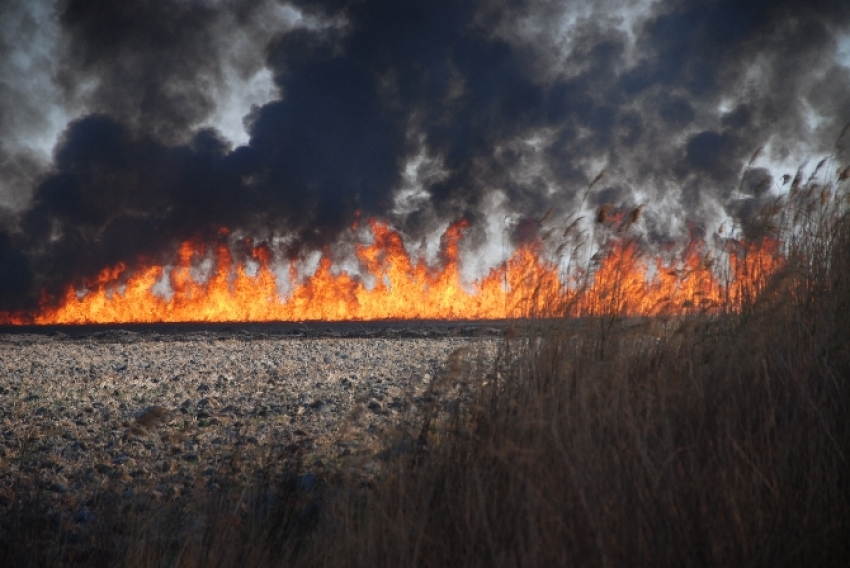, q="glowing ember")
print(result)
[0,220,782,325]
